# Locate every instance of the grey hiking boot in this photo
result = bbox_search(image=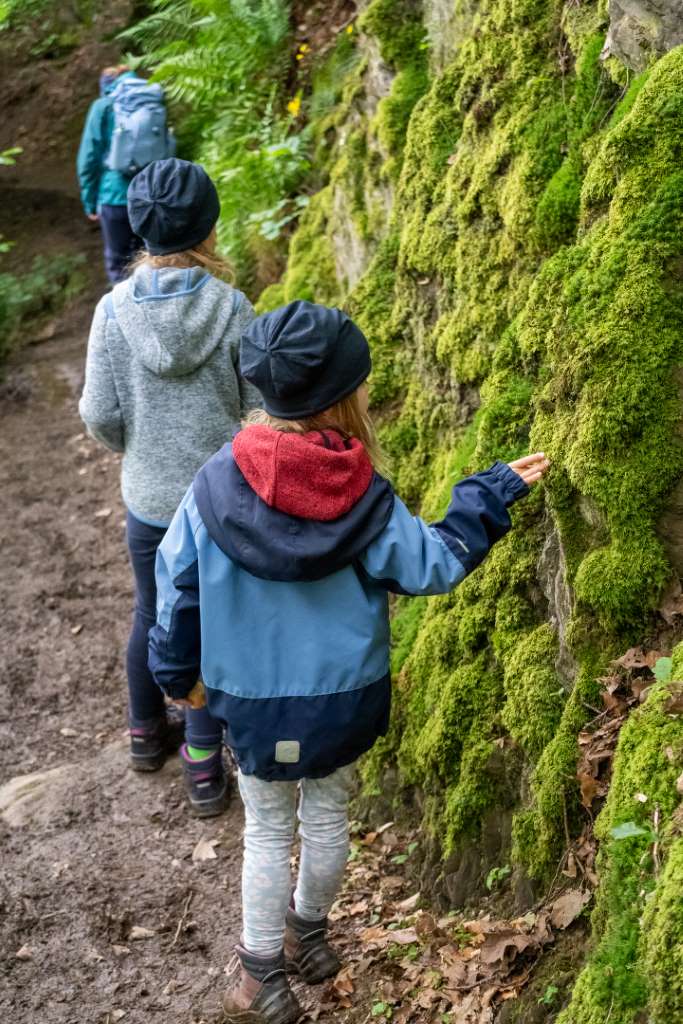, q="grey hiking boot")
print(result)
[222,946,301,1024]
[284,906,340,984]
